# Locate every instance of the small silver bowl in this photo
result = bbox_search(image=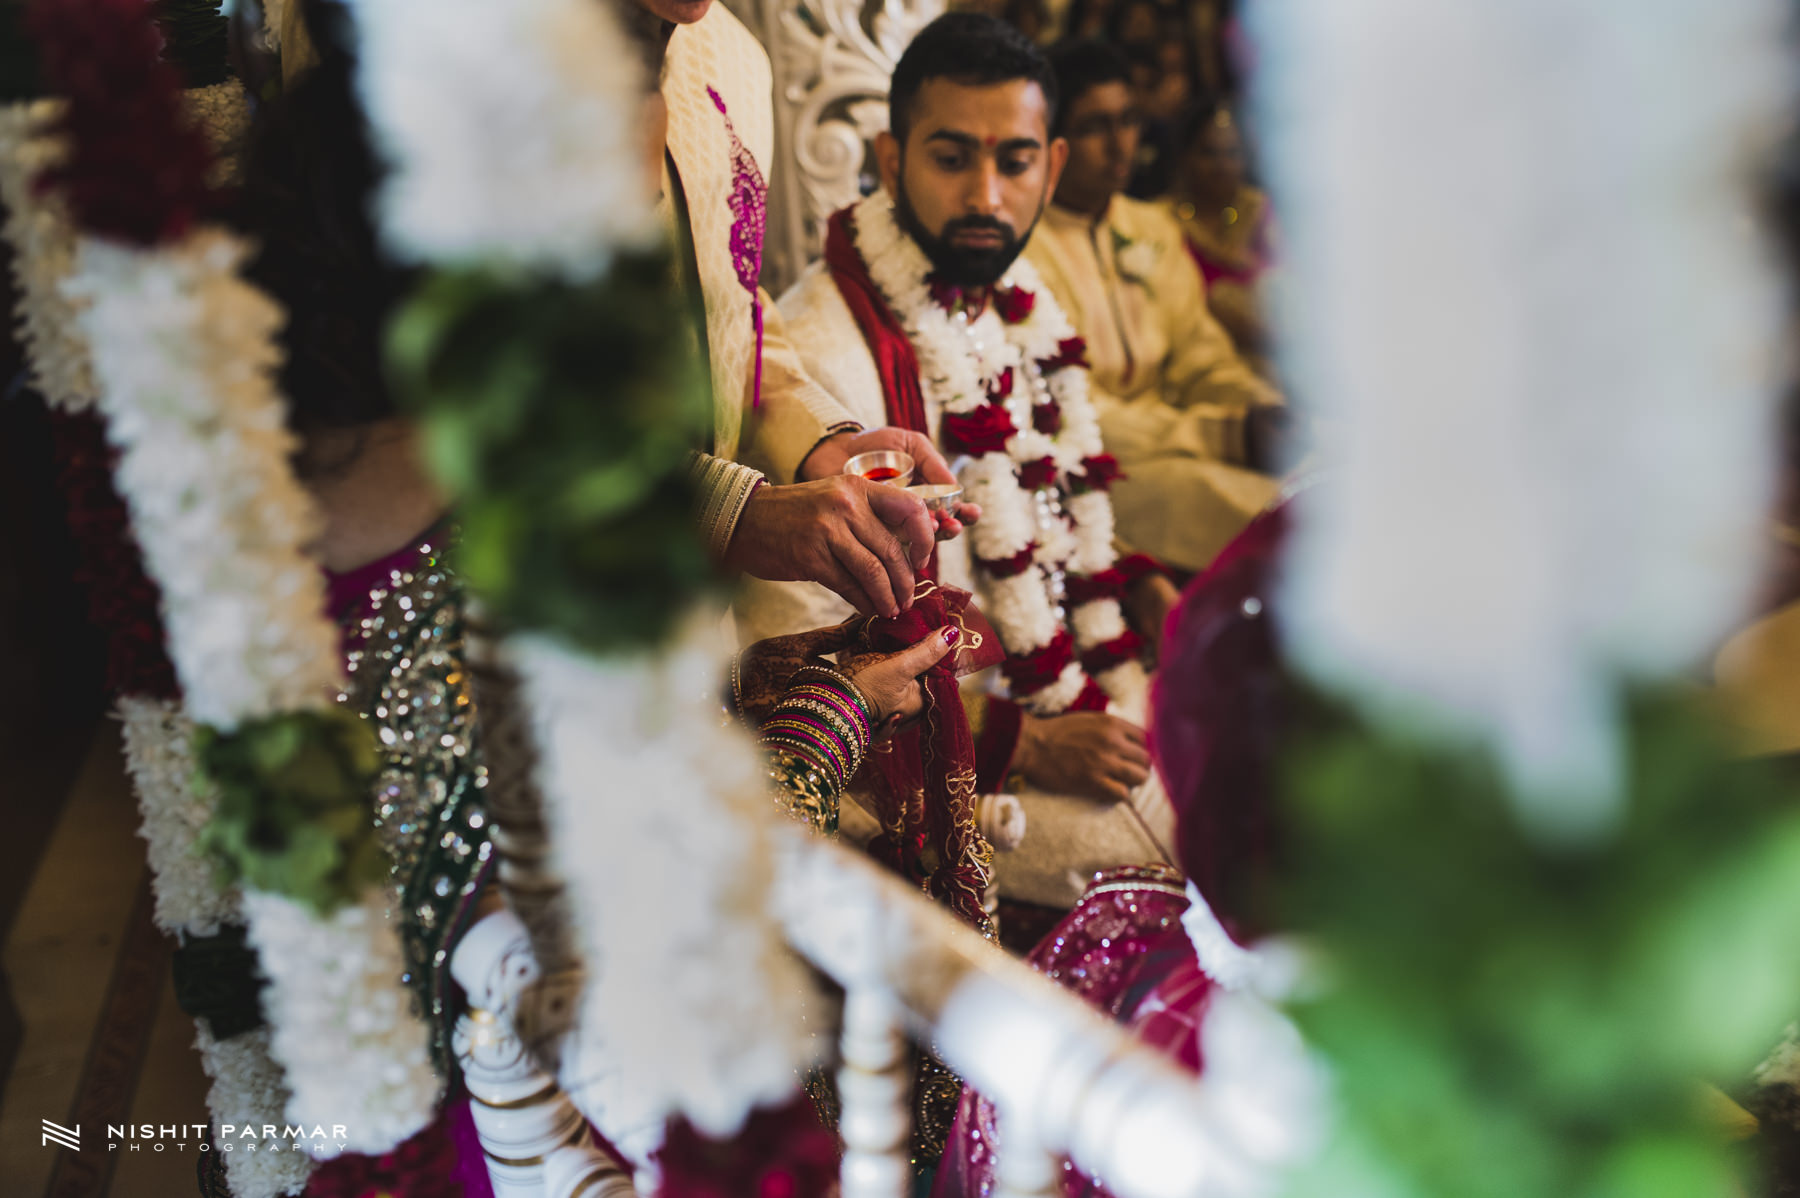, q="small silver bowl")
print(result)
[906,483,964,513]
[843,450,915,486]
